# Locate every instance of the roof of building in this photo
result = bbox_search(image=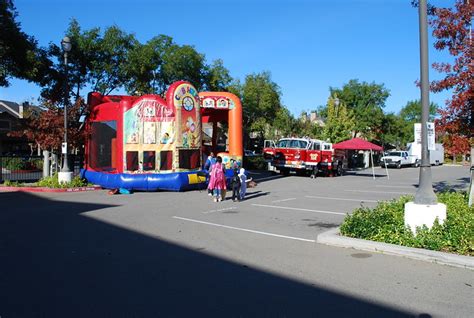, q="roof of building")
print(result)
[0,100,41,118]
[0,100,21,117]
